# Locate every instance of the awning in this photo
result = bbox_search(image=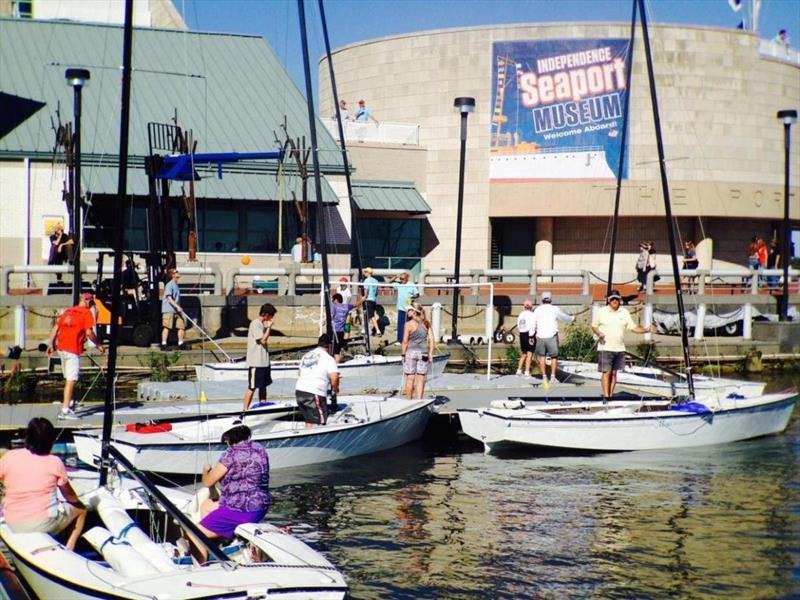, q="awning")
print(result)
[351,180,430,213]
[81,165,339,204]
